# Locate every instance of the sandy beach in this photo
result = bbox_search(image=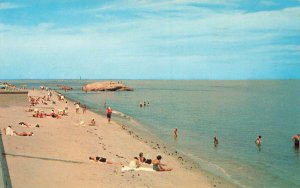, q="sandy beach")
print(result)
[0,90,229,188]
